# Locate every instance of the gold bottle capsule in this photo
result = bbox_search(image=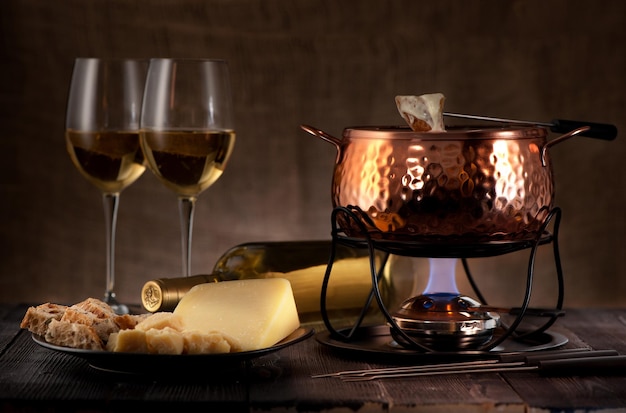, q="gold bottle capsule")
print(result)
[141,274,218,312]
